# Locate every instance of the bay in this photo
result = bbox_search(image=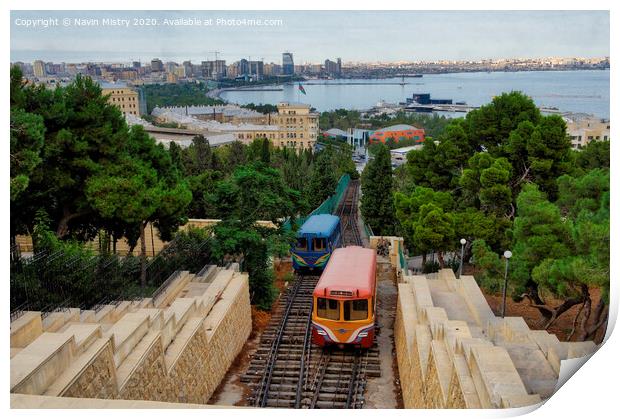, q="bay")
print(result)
[220,70,610,119]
